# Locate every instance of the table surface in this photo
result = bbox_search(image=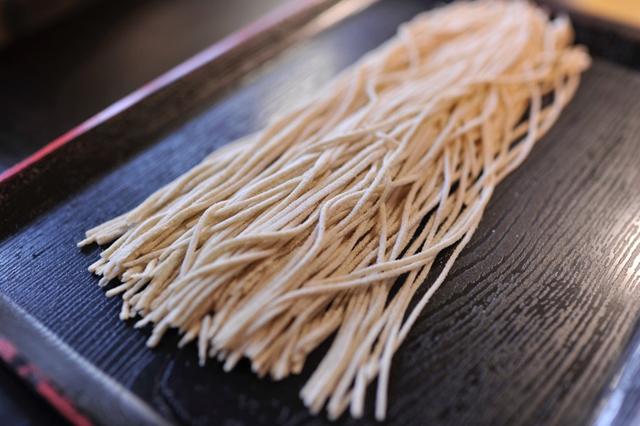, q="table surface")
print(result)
[1,1,640,425]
